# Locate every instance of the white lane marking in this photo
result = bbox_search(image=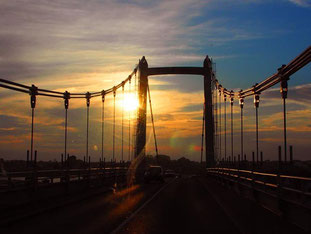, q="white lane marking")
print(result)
[199,179,245,234]
[110,178,176,234]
